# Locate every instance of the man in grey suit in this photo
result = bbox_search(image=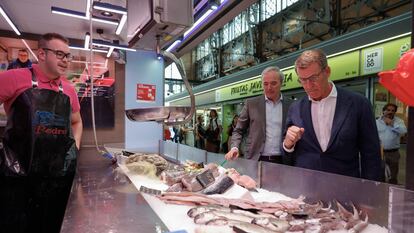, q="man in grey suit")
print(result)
[225,66,290,164]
